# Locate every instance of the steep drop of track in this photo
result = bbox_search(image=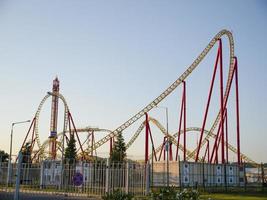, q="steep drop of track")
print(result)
[90,30,235,157]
